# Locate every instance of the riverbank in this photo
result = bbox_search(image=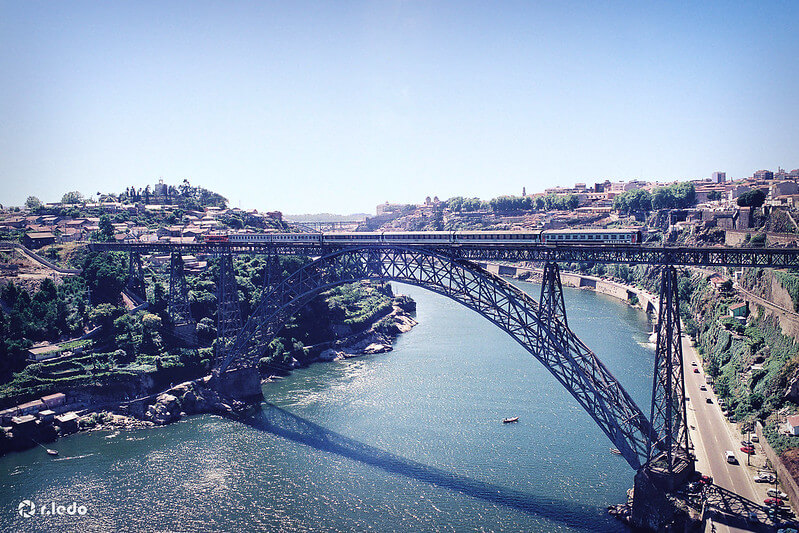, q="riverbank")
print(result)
[484,262,659,315]
[0,294,418,457]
